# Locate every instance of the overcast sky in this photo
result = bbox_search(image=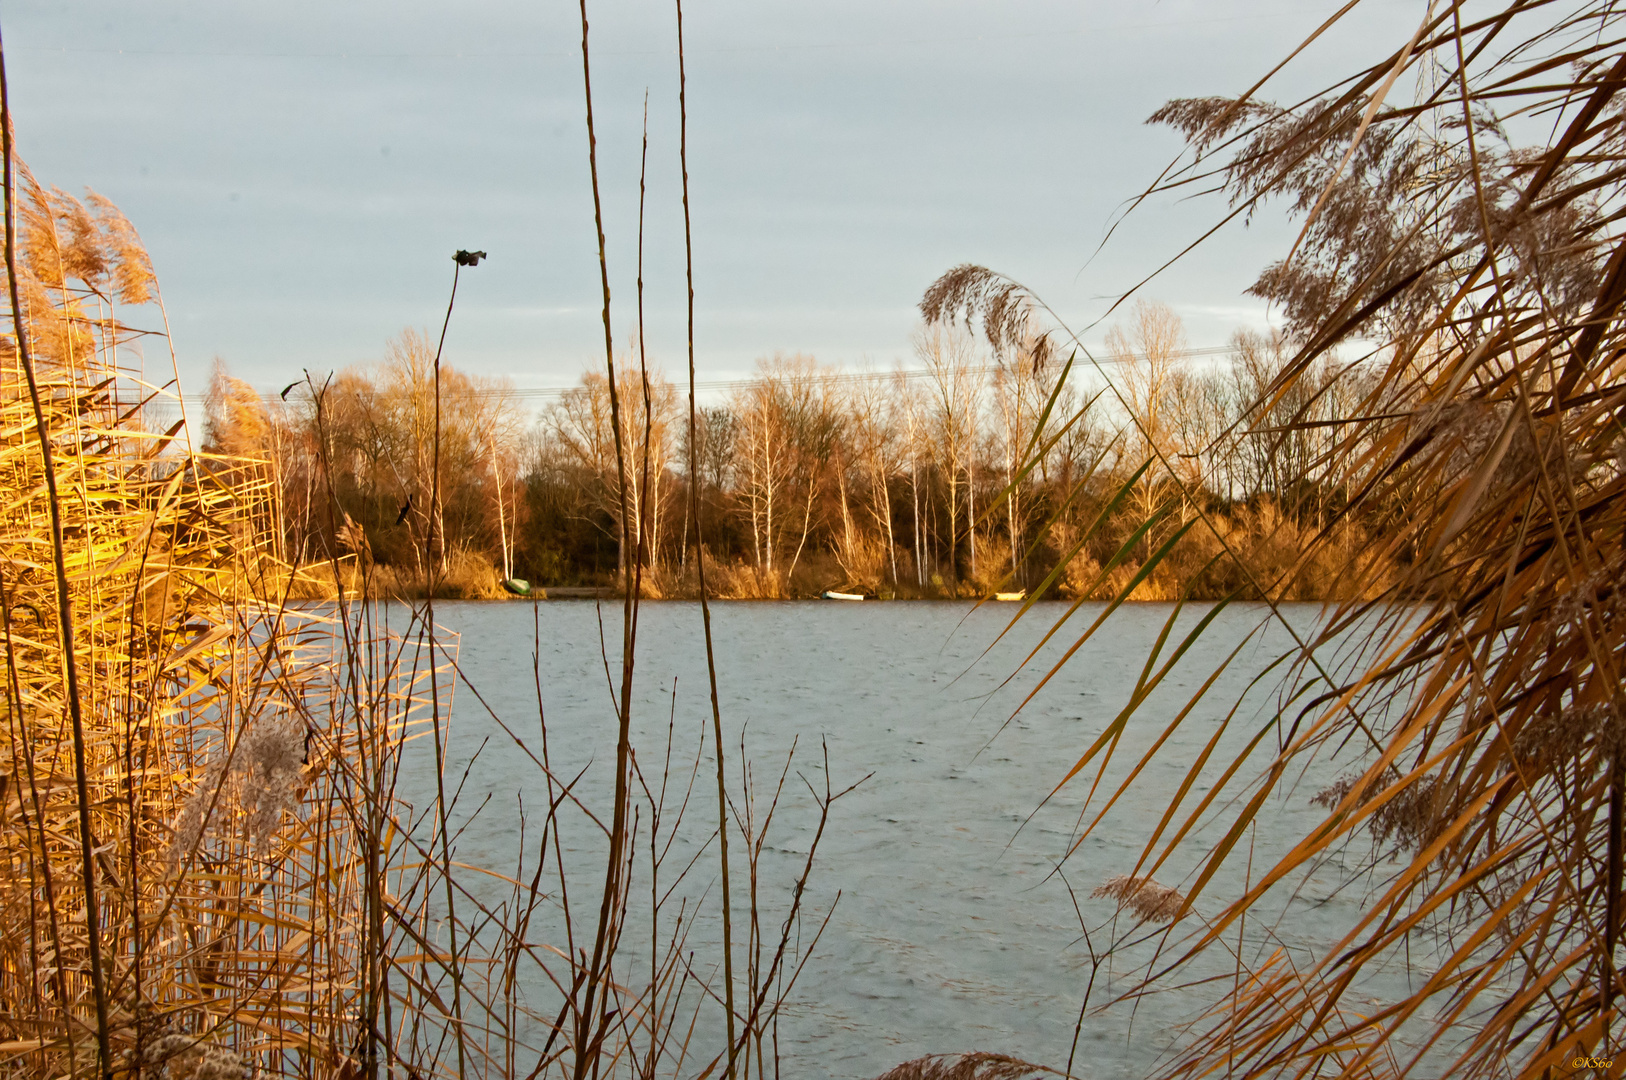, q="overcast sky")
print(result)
[6,0,1417,403]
